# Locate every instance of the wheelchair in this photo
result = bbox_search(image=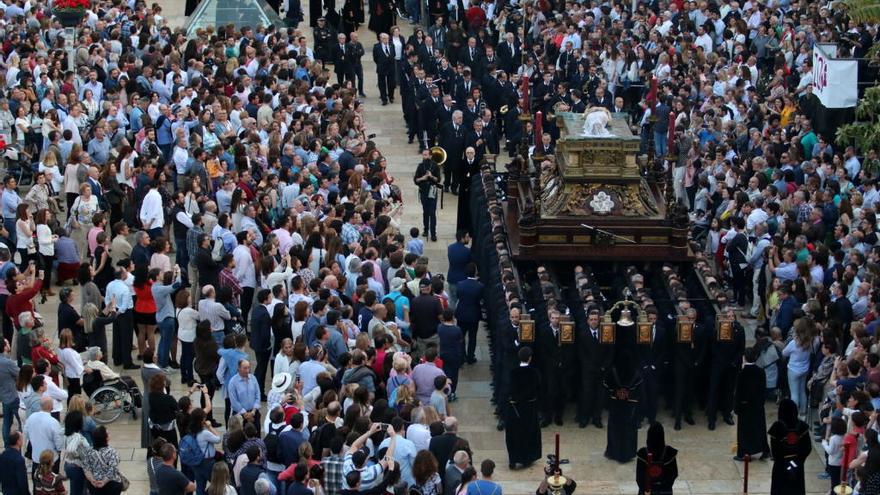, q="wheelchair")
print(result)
[82,371,142,424]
